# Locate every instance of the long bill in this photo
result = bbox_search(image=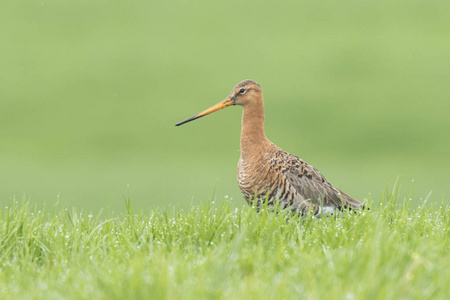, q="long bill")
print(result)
[175,97,235,126]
